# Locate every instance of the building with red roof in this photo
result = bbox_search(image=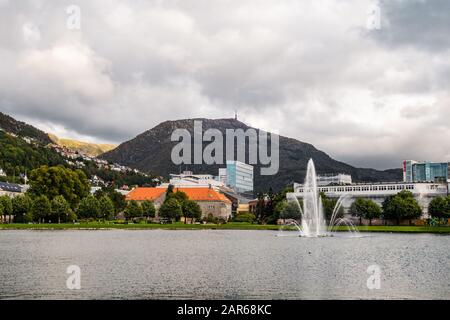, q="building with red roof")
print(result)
[126,186,232,220]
